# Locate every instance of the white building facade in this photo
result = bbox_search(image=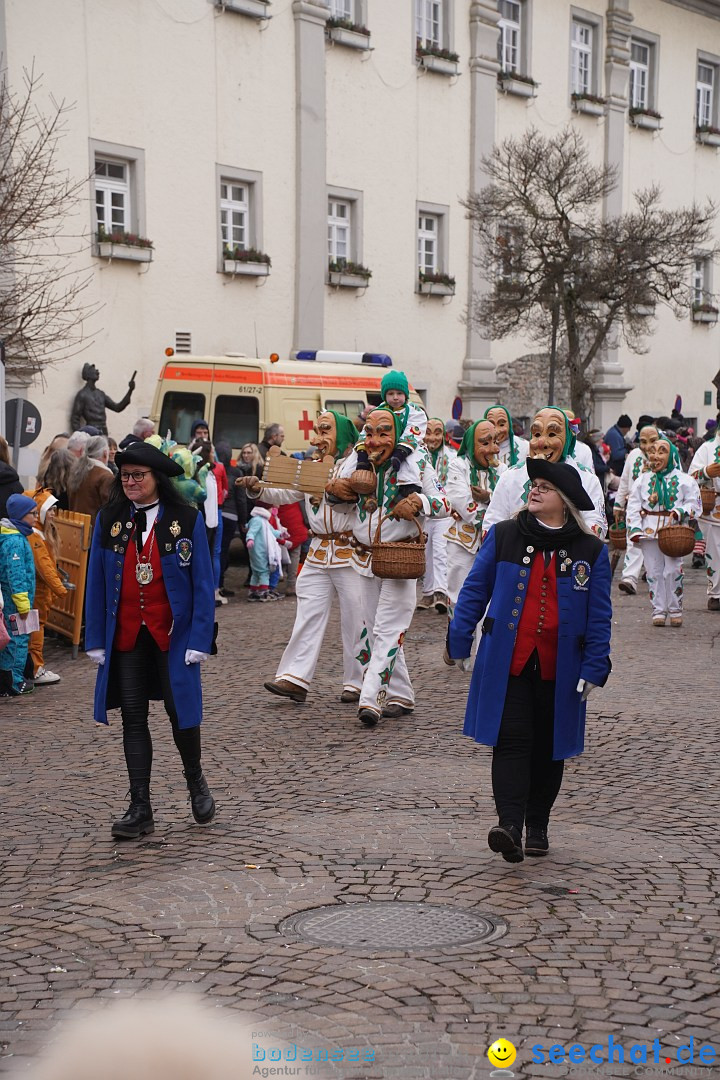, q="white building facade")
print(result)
[2,0,720,464]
